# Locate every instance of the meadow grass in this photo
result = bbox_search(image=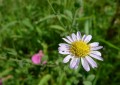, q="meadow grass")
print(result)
[0,0,120,85]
